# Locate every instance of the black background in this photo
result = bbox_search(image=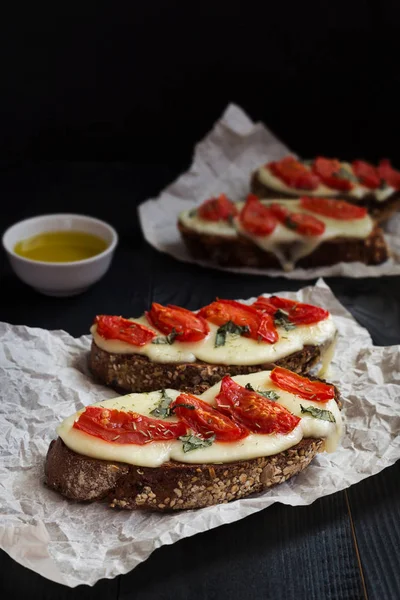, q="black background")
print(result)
[1,1,400,169]
[1,3,400,599]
